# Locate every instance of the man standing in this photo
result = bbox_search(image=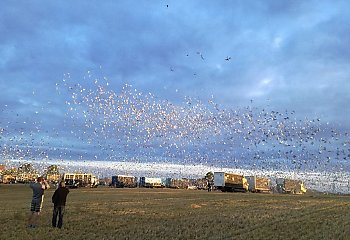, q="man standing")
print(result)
[52,181,69,229]
[28,176,50,228]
